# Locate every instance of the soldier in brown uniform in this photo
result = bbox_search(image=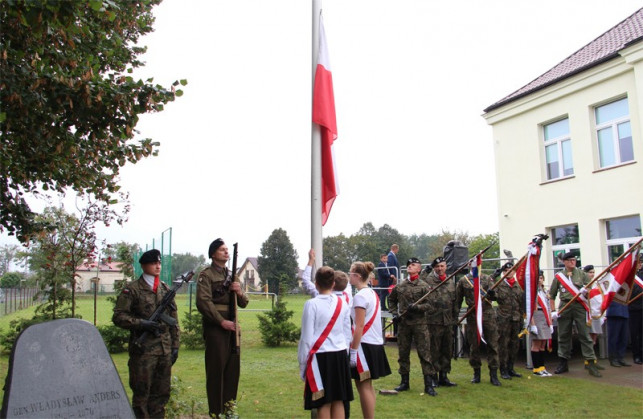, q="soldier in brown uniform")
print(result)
[113,249,180,419]
[425,256,459,387]
[196,238,249,417]
[455,263,501,386]
[495,262,525,379]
